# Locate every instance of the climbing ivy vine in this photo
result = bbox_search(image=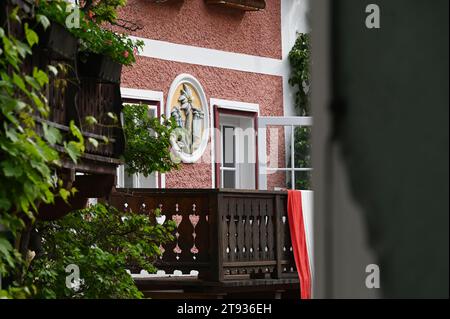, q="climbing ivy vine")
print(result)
[0,5,84,298]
